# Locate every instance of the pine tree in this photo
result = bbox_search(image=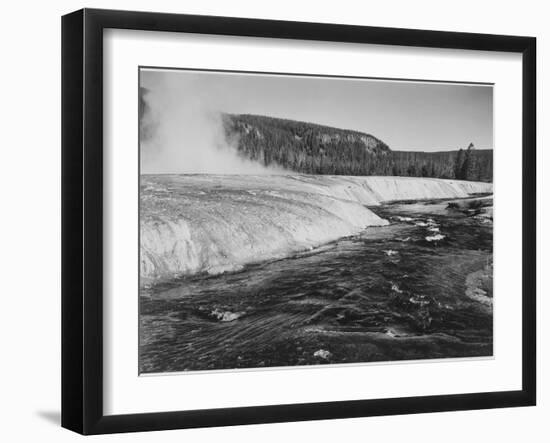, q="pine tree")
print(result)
[454,149,464,179]
[460,143,476,180]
